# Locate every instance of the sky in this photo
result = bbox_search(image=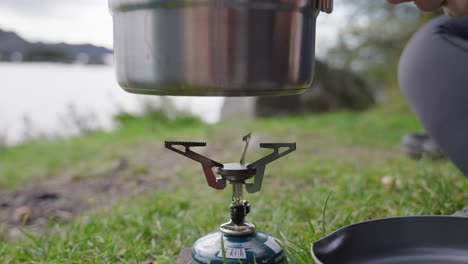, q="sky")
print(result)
[0,0,114,48]
[0,0,340,51]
